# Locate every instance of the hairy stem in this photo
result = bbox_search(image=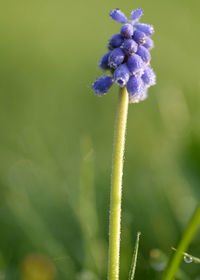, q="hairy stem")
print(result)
[162,203,200,280]
[108,86,129,280]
